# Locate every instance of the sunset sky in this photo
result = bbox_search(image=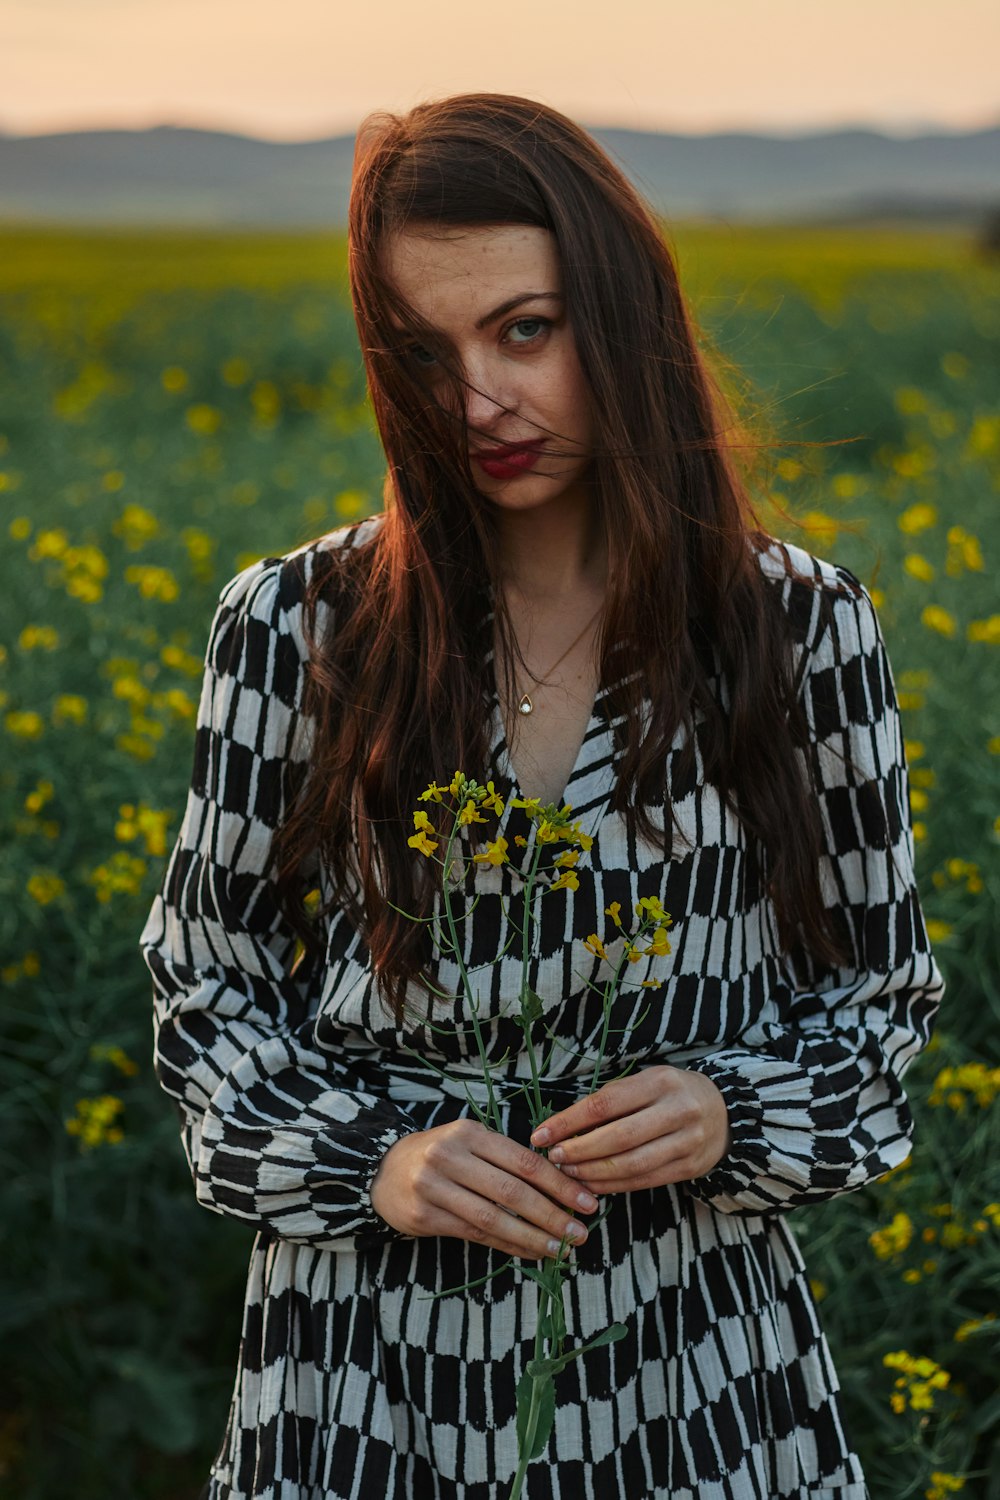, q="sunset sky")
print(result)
[4,0,997,141]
